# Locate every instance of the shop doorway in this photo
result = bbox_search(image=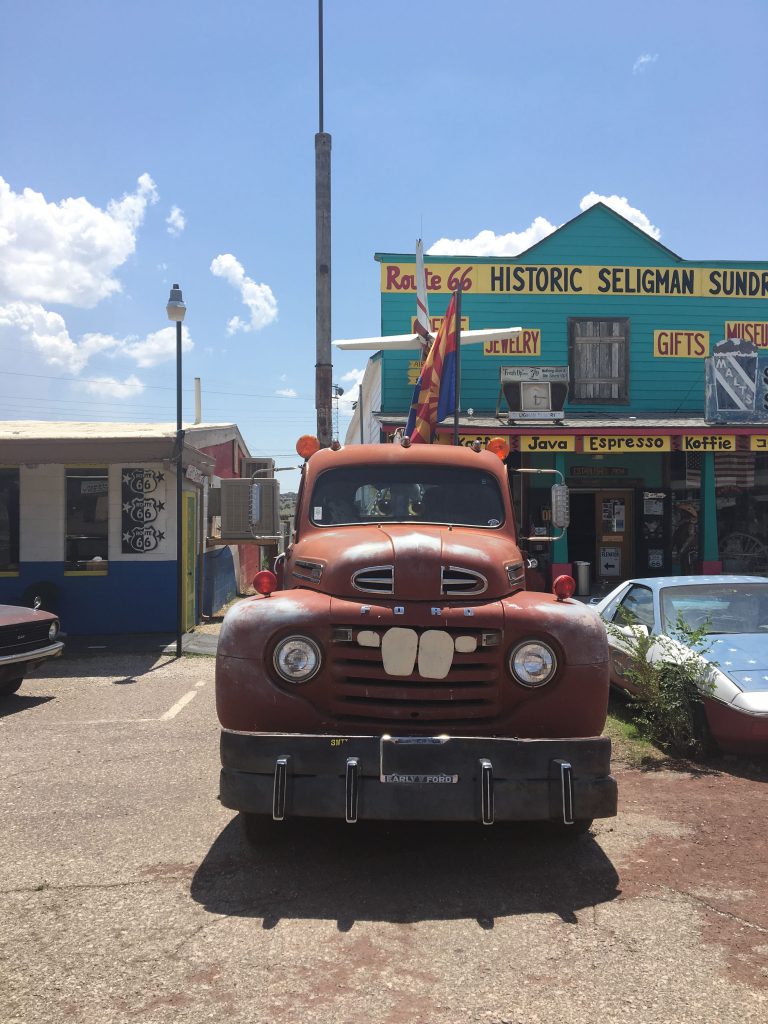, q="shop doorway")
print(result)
[568,489,635,586]
[595,490,634,582]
